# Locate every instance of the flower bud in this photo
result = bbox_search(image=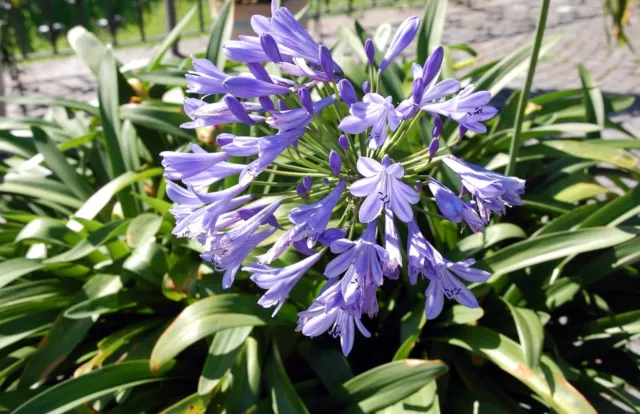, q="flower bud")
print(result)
[329,150,341,176]
[362,81,371,94]
[411,77,424,104]
[365,38,375,66]
[318,45,334,80]
[247,62,272,83]
[303,176,312,192]
[260,33,283,63]
[458,125,468,139]
[259,96,275,111]
[322,177,330,185]
[296,183,308,200]
[432,116,443,138]
[428,137,439,157]
[298,87,314,115]
[337,79,356,107]
[224,95,256,125]
[422,46,444,85]
[338,135,349,151]
[379,16,419,74]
